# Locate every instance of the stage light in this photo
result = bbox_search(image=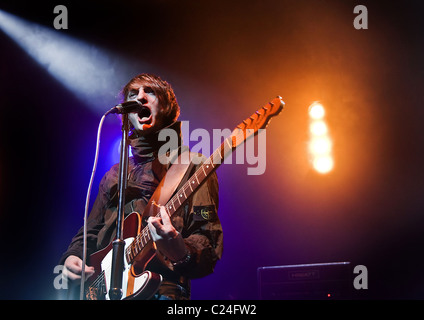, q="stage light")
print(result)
[0,9,144,114]
[308,102,325,120]
[313,156,334,174]
[308,102,334,174]
[309,120,328,136]
[309,137,332,155]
